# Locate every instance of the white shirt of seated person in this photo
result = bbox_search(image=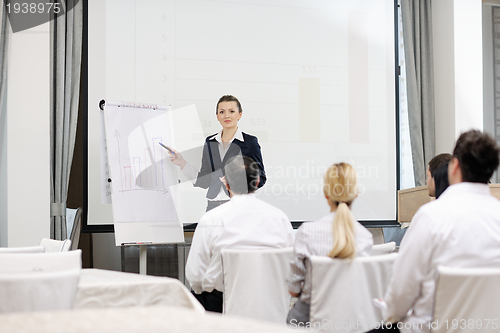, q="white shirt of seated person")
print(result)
[185,177,294,294]
[383,157,500,333]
